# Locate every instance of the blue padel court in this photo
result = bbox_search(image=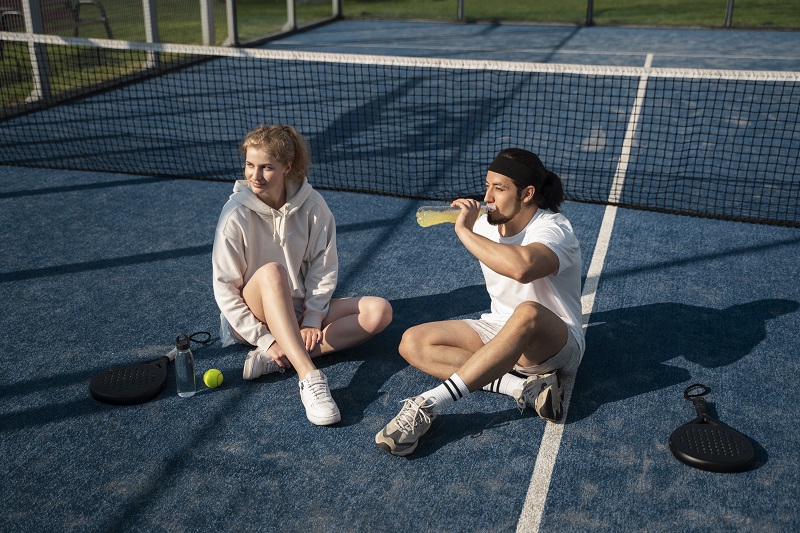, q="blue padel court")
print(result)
[1,20,799,532]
